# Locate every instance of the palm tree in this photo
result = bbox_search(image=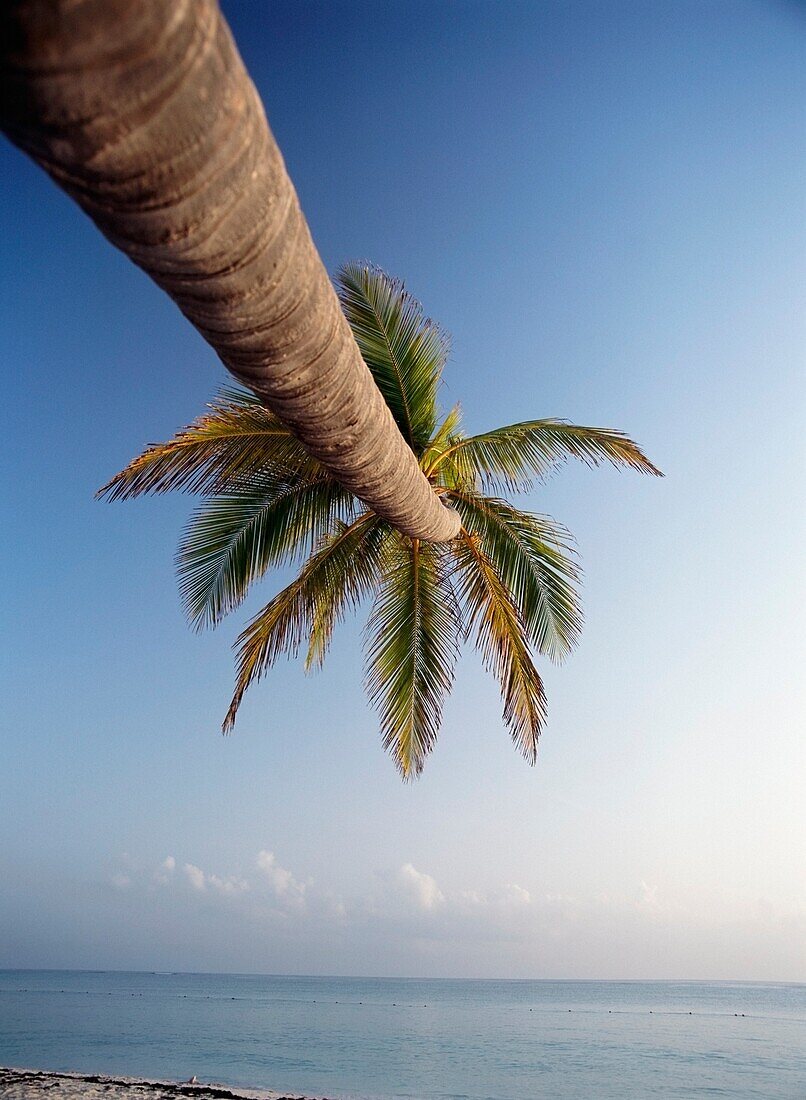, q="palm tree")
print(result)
[101,265,661,779]
[1,0,458,541]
